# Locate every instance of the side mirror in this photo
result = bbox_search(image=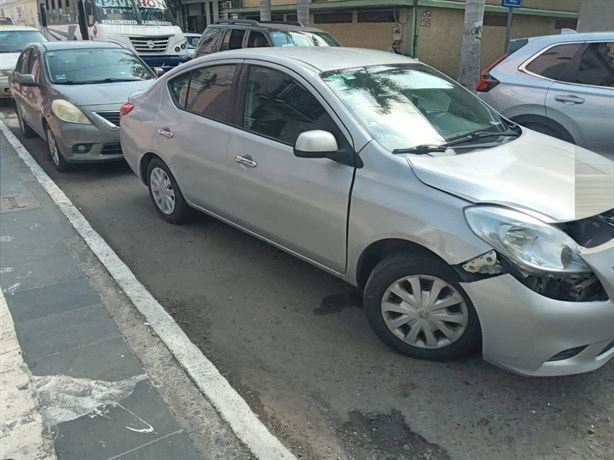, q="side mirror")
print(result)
[153,67,165,77]
[294,130,338,158]
[15,73,38,87]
